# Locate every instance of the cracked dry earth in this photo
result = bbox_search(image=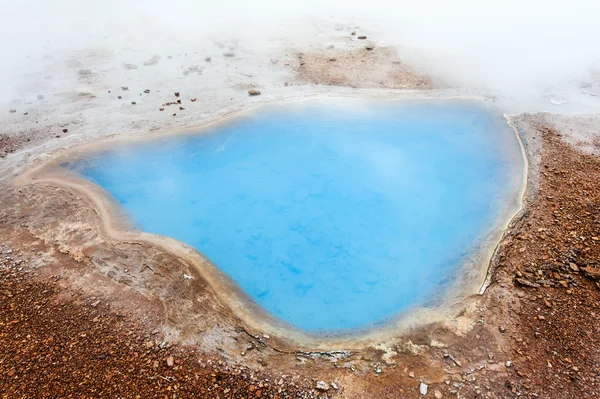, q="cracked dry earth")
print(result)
[1,115,600,398]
